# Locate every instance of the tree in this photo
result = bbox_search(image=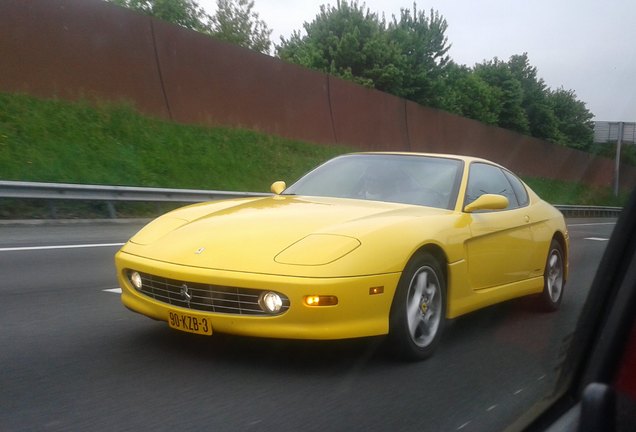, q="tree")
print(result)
[440,63,500,125]
[507,53,558,141]
[277,1,405,94]
[210,0,272,54]
[471,53,593,146]
[388,5,451,108]
[108,0,213,33]
[548,88,594,149]
[474,58,530,134]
